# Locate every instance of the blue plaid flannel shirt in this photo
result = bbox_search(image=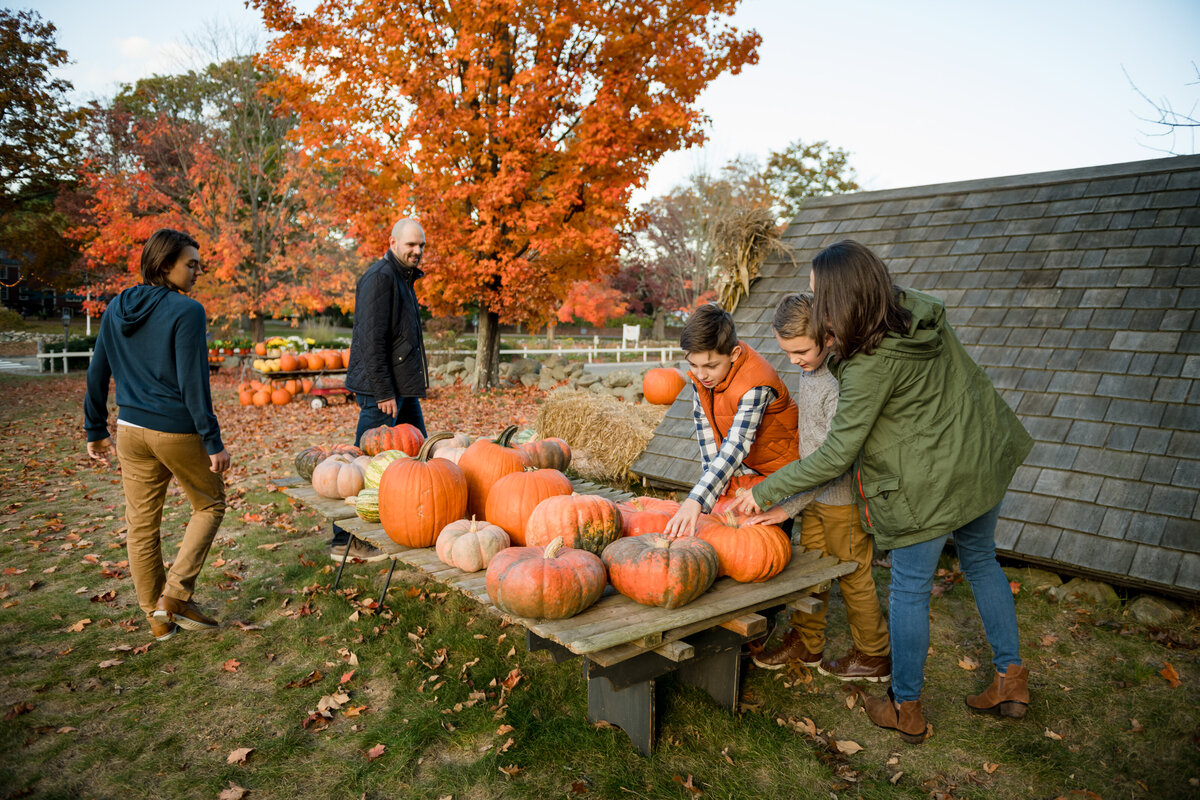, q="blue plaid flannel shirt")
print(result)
[688,385,777,512]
